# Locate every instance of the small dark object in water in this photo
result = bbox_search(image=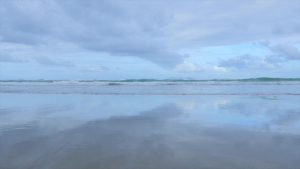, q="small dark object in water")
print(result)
[108,82,122,85]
